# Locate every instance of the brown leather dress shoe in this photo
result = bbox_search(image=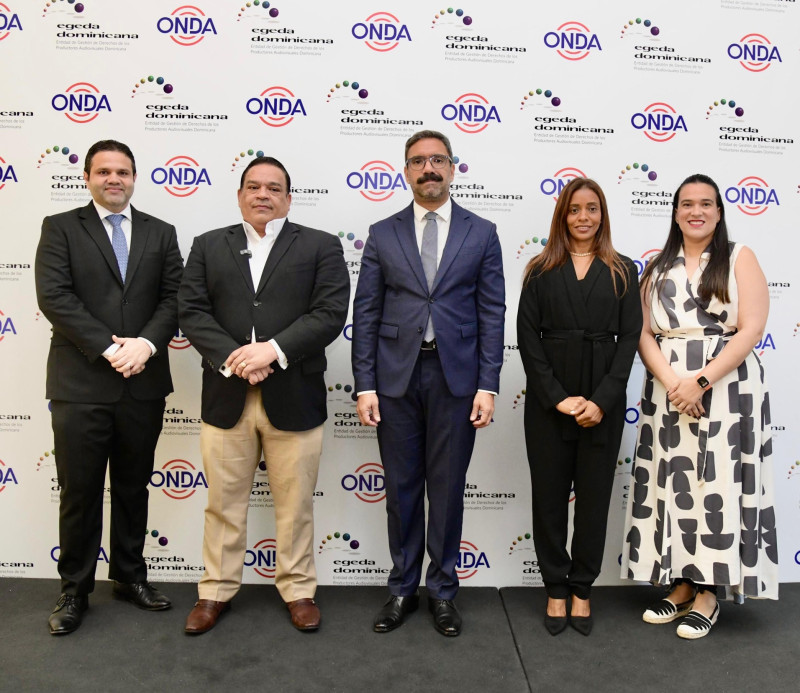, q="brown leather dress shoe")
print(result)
[184,599,230,634]
[286,598,320,631]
